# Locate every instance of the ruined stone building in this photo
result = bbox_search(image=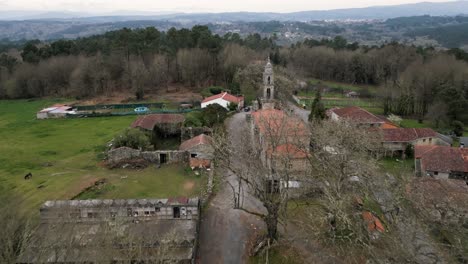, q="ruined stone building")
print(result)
[131,114,186,136]
[18,198,200,264]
